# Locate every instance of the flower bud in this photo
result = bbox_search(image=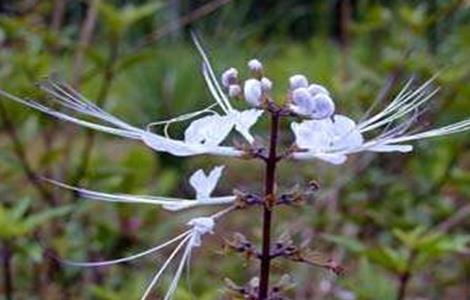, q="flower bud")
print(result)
[260,77,273,92]
[290,87,335,119]
[221,67,238,87]
[308,83,329,96]
[243,79,263,107]
[248,59,263,73]
[310,93,335,119]
[290,87,313,116]
[289,74,308,90]
[228,84,241,98]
